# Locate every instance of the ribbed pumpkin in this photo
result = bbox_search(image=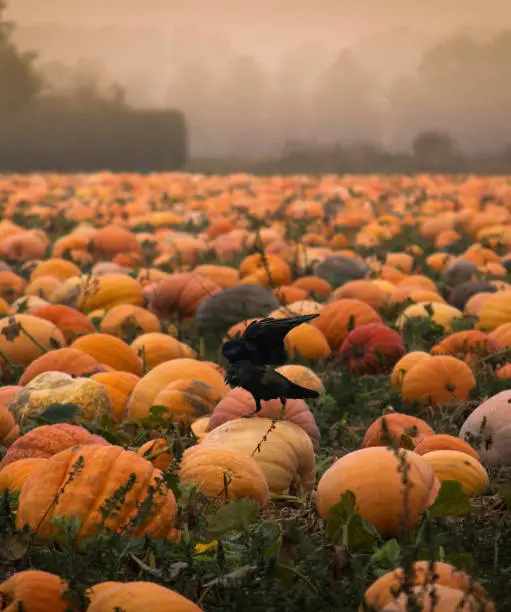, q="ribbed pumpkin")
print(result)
[339,323,406,374]
[71,333,143,375]
[0,314,66,366]
[312,298,382,350]
[127,359,229,421]
[361,561,494,612]
[430,330,500,366]
[390,352,431,388]
[150,378,222,423]
[100,304,162,339]
[421,450,489,496]
[380,585,491,612]
[207,387,320,449]
[0,457,47,493]
[0,423,109,469]
[361,414,434,450]
[31,304,95,343]
[414,434,480,461]
[0,570,71,612]
[201,418,316,495]
[19,347,108,385]
[137,438,173,471]
[179,444,270,506]
[86,581,202,612]
[130,333,197,370]
[316,447,439,536]
[397,302,463,333]
[90,372,140,422]
[16,444,177,541]
[401,356,476,407]
[9,372,113,426]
